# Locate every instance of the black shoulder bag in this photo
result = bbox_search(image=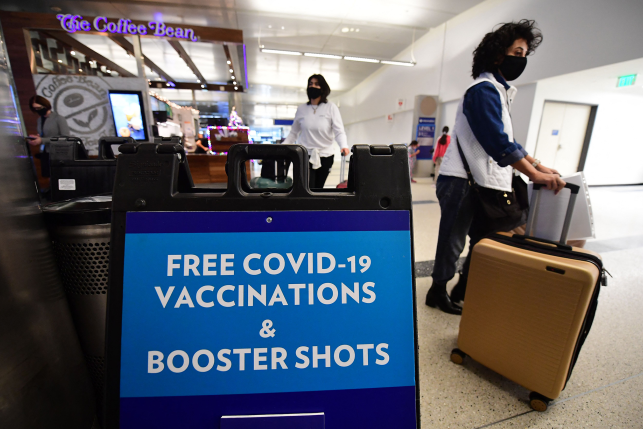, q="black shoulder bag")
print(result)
[456,138,528,223]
